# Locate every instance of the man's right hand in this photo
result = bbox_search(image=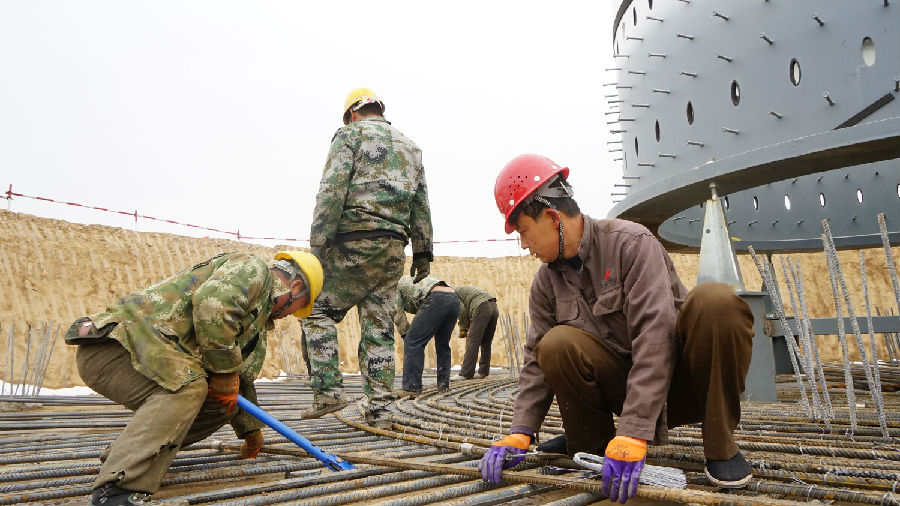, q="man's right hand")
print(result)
[478,433,530,484]
[207,372,240,416]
